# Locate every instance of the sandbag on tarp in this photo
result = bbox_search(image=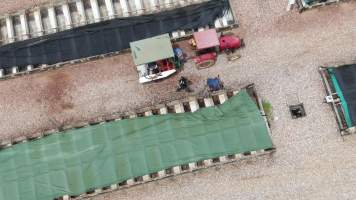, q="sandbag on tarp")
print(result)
[329,64,356,127]
[0,0,231,70]
[0,91,273,200]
